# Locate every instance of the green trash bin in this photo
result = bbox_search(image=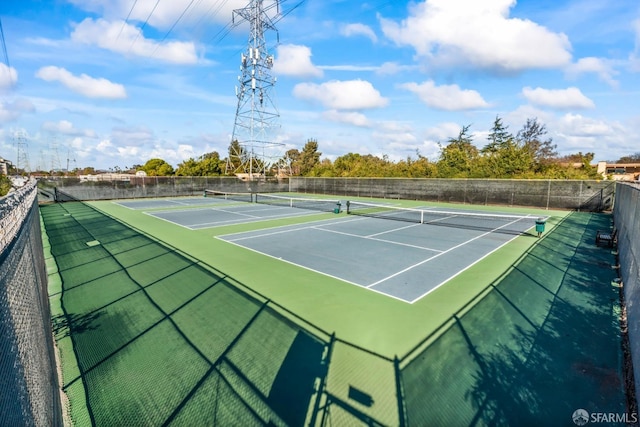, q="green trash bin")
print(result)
[535,218,546,237]
[334,202,341,214]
